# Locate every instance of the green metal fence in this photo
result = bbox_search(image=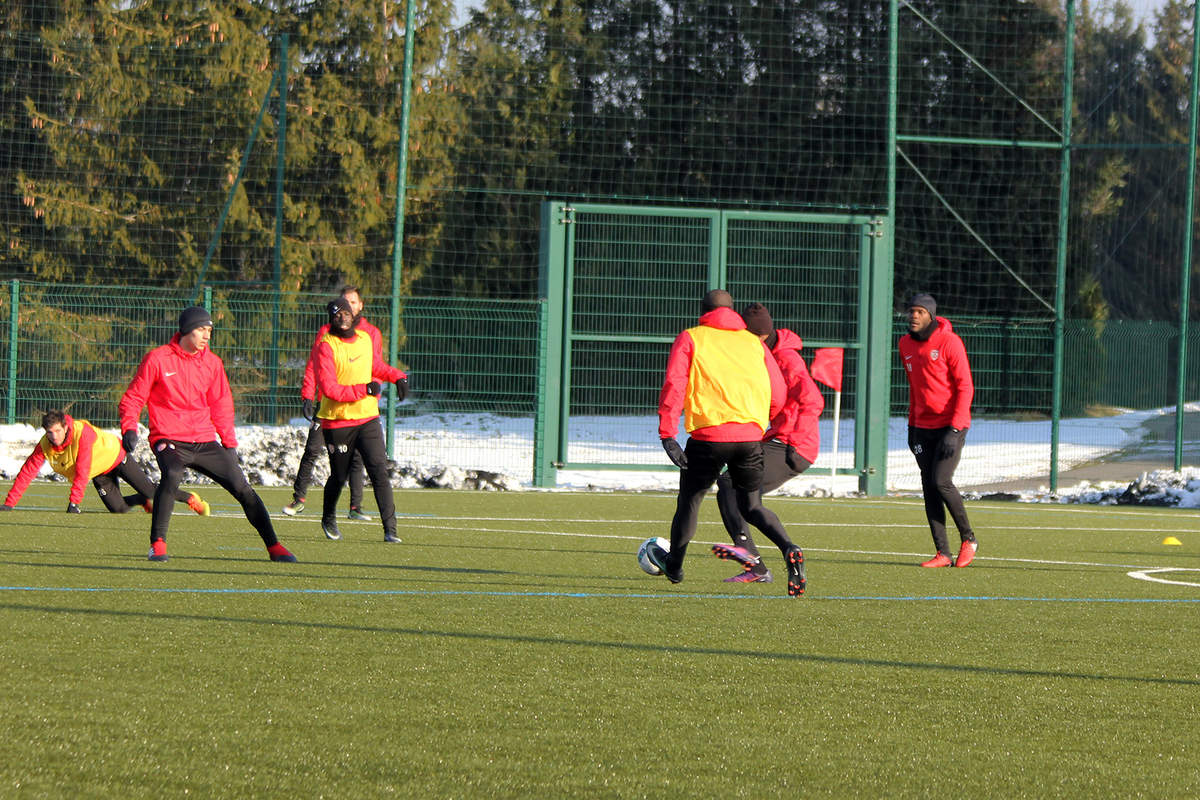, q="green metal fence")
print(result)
[536,202,892,492]
[0,283,542,477]
[2,280,1197,489]
[4,2,1200,491]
